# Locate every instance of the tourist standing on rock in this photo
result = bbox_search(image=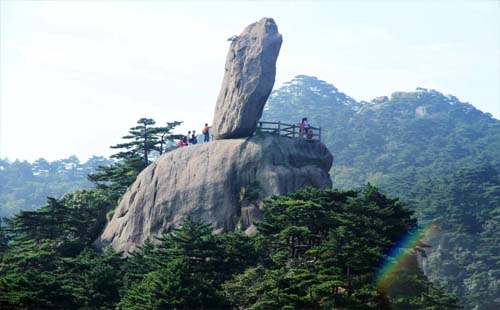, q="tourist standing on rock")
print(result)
[298,118,307,139]
[202,123,210,143]
[184,131,191,145]
[191,130,198,144]
[176,139,185,147]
